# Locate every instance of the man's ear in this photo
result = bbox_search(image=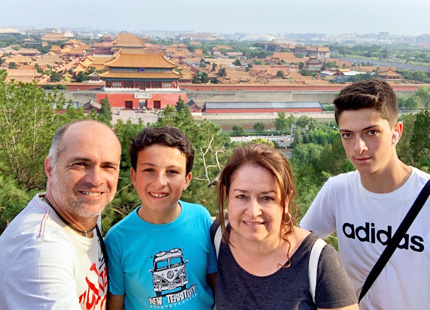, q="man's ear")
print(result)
[45,157,53,179]
[183,172,192,191]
